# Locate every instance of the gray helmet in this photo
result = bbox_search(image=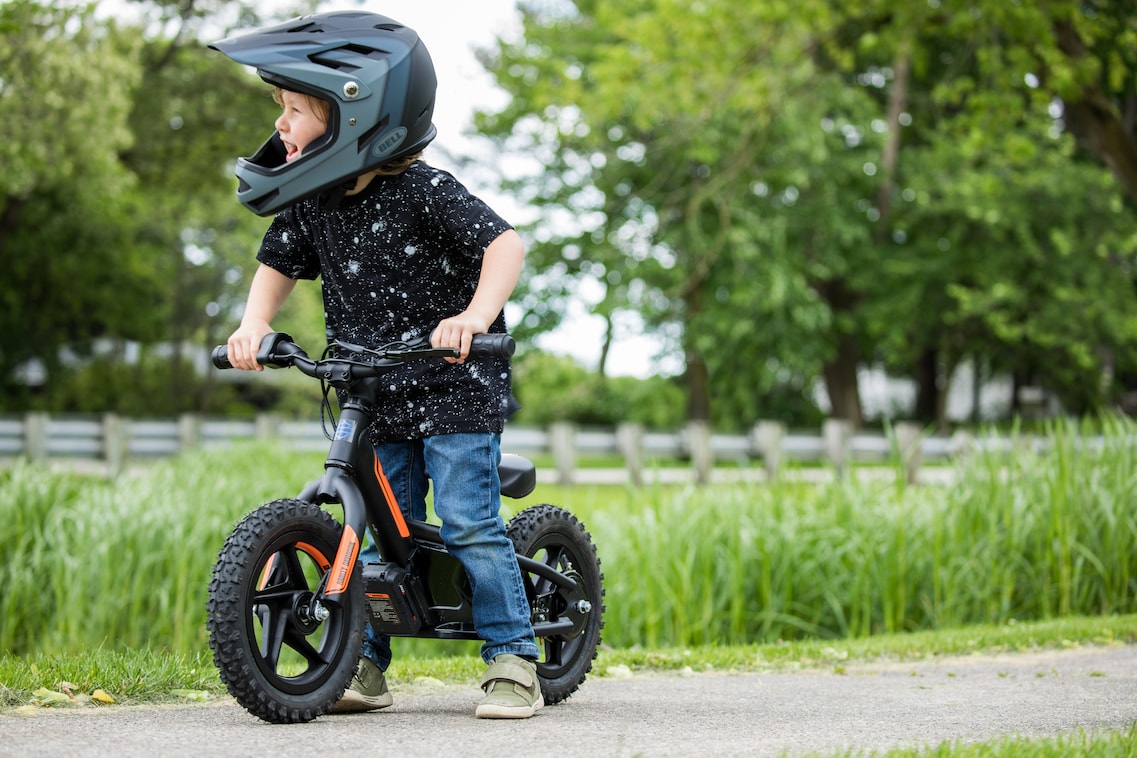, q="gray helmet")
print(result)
[210,11,437,216]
